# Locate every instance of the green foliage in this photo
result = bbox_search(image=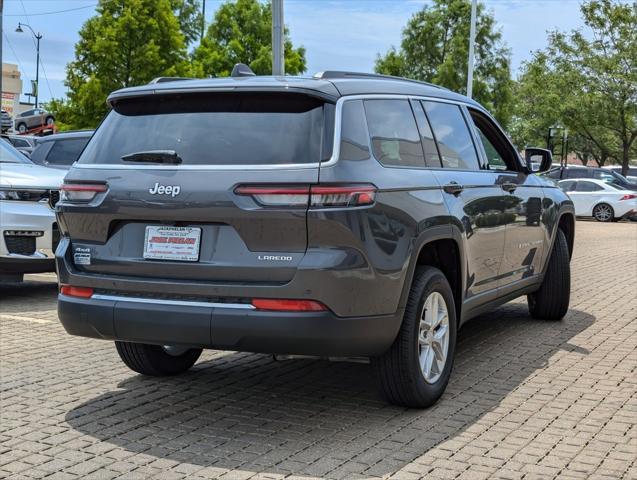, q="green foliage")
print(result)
[375,0,513,128]
[59,0,191,129]
[192,0,306,77]
[170,0,203,47]
[512,0,636,172]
